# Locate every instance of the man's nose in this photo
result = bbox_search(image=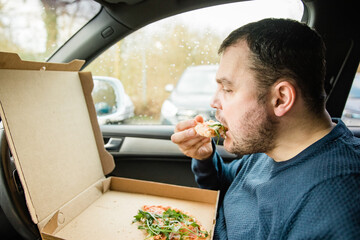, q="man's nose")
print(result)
[210,92,221,110]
